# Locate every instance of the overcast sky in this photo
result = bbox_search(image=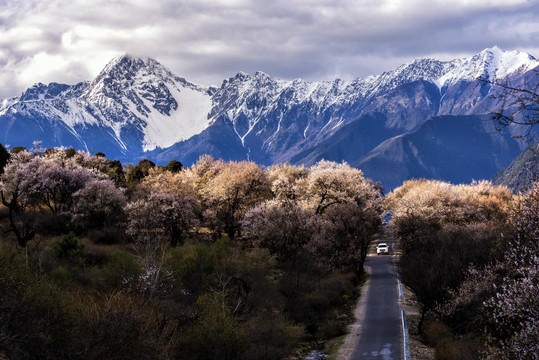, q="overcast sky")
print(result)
[0,0,538,99]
